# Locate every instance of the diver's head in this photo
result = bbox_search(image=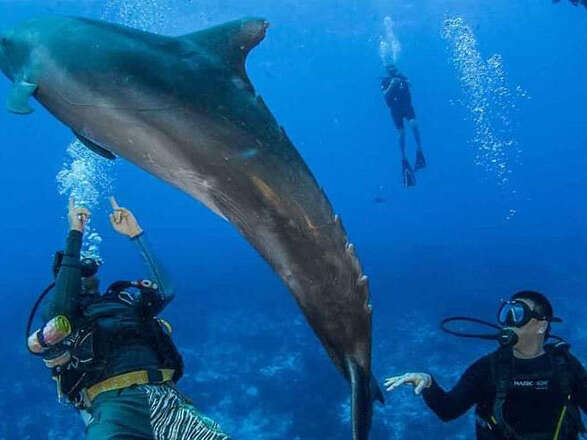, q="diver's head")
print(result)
[52,251,102,295]
[498,291,561,347]
[386,64,399,76]
[81,275,100,296]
